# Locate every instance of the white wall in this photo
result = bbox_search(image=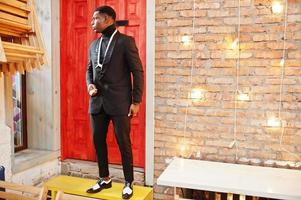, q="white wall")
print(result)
[26,0,60,151]
[0,77,12,180]
[0,124,12,181]
[0,77,4,122]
